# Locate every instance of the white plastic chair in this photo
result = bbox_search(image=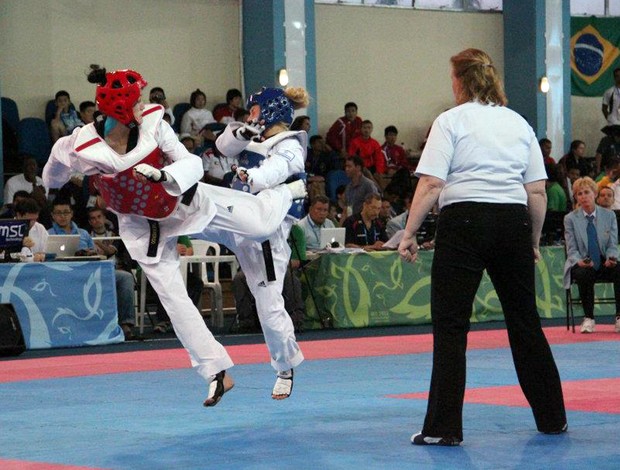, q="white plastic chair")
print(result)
[190,239,224,328]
